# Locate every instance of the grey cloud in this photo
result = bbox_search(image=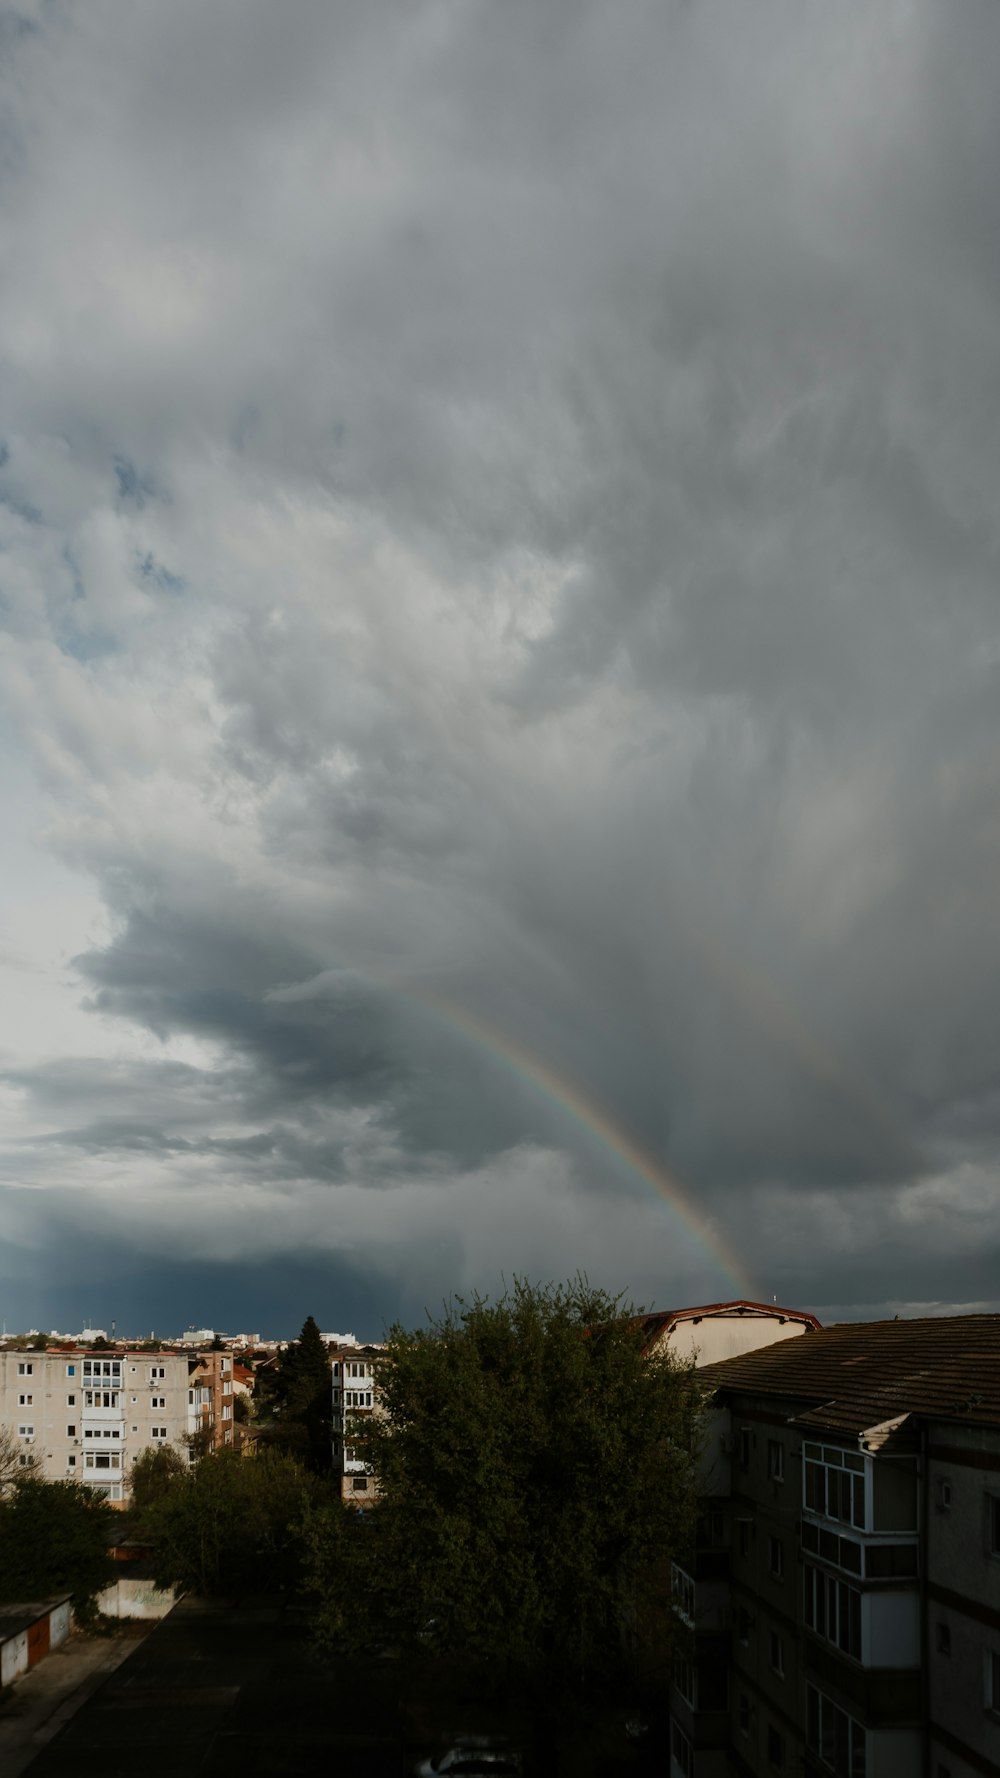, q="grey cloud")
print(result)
[1,1,999,1321]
